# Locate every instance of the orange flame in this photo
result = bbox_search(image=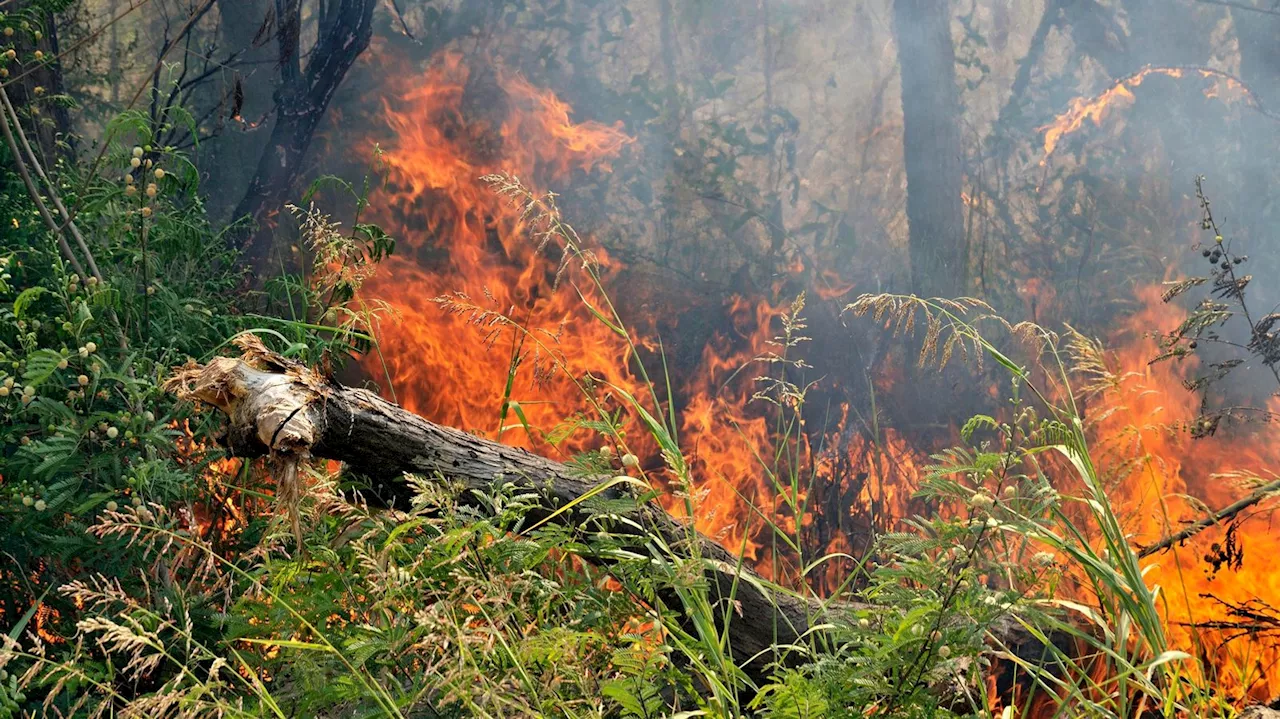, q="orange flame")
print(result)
[363,54,638,443]
[1089,285,1280,702]
[354,50,1280,707]
[1039,66,1259,162]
